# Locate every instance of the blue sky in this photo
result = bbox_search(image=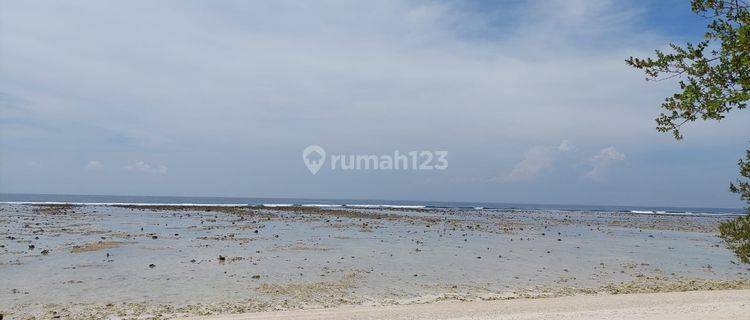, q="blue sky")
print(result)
[1,0,748,208]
